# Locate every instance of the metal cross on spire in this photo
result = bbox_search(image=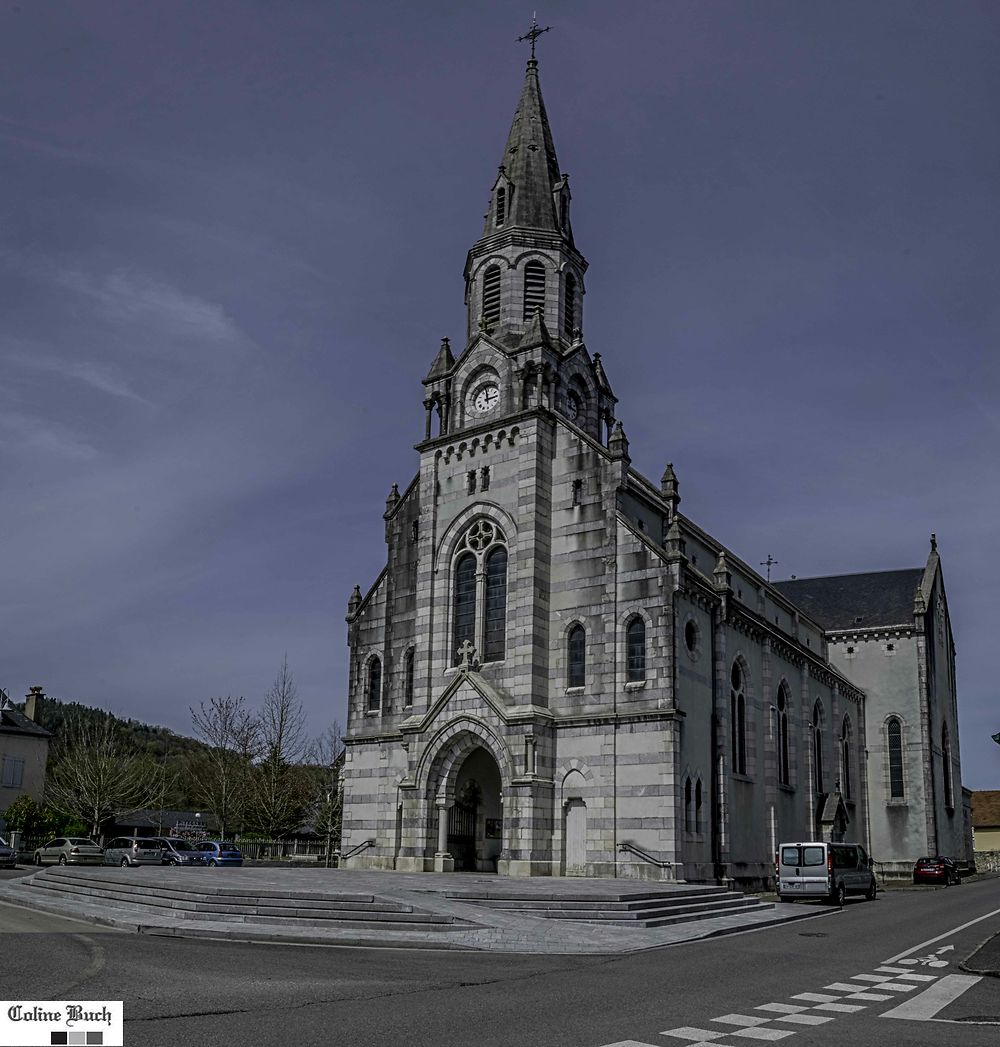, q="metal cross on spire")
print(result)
[760,554,779,582]
[517,13,552,59]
